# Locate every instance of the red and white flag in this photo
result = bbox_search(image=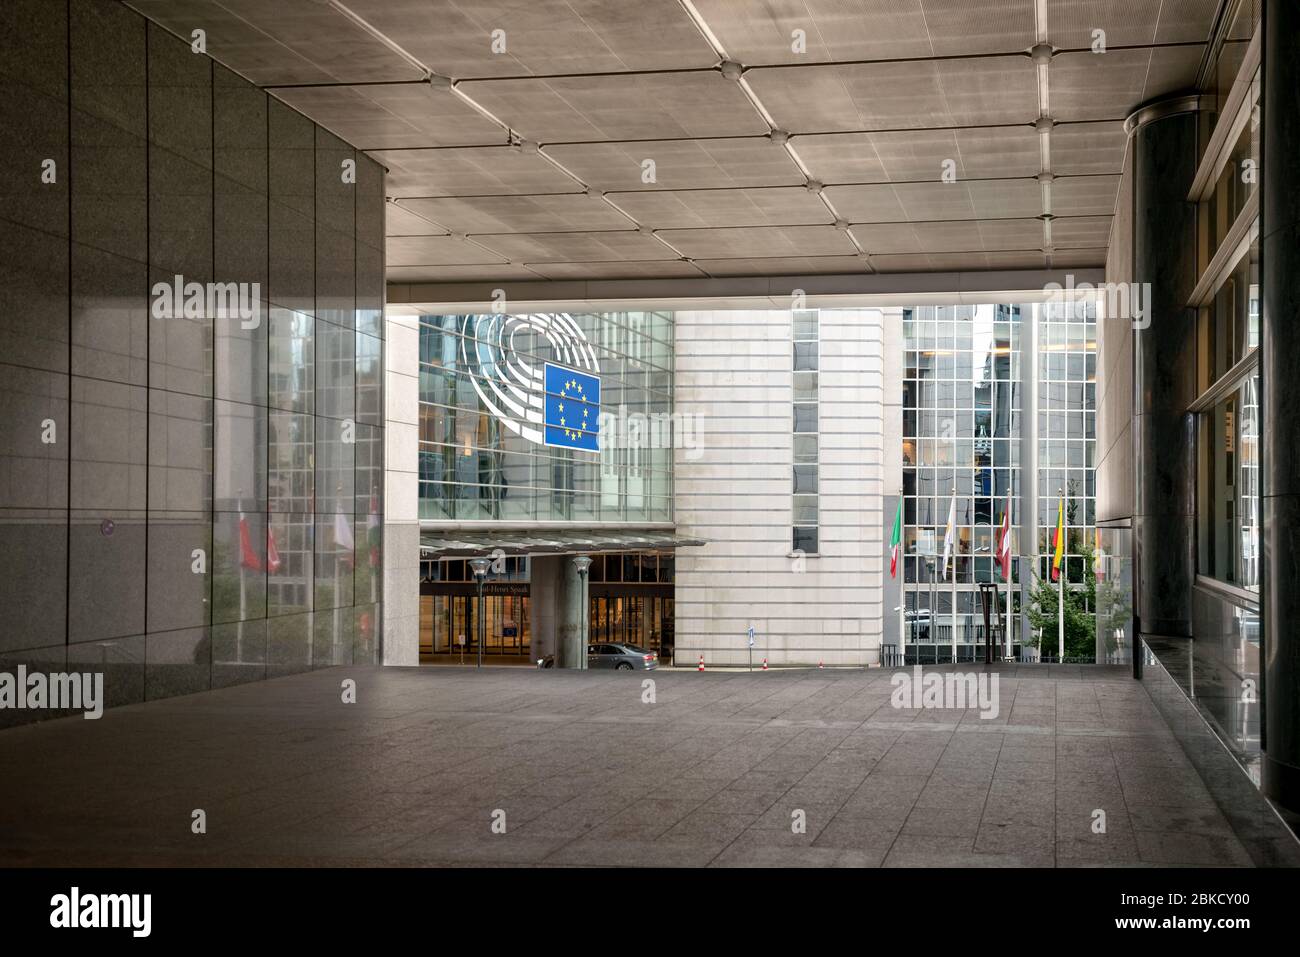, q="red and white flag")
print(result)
[995,490,1013,581]
[238,511,262,572]
[266,526,282,574]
